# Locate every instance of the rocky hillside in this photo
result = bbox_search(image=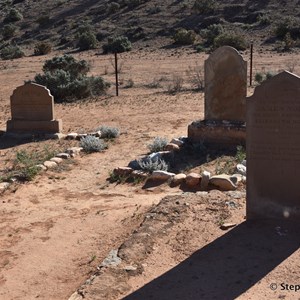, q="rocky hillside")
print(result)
[0,0,300,53]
